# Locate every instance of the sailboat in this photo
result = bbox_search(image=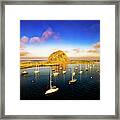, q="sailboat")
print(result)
[85,64,89,71]
[62,70,66,74]
[59,67,62,70]
[80,70,83,74]
[69,68,77,84]
[53,72,59,77]
[45,69,59,95]
[52,68,55,71]
[21,70,28,75]
[75,67,78,70]
[34,64,39,74]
